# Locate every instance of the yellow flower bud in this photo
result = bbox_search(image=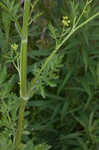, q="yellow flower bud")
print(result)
[11,43,18,51]
[62,16,70,27]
